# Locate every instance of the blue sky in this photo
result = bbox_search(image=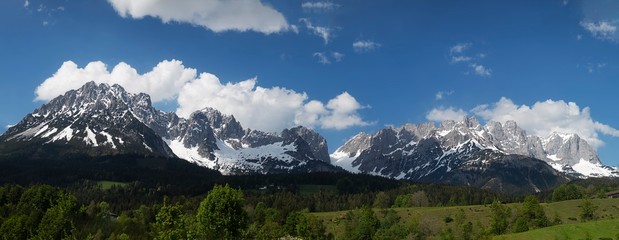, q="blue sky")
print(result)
[1,0,619,165]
